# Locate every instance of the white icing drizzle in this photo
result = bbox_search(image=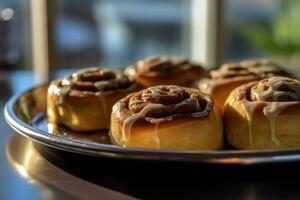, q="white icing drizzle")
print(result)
[95,80,110,90]
[56,79,74,104]
[252,77,300,146]
[231,86,262,149]
[234,77,300,147]
[251,76,300,101]
[153,121,161,149]
[240,101,262,149]
[121,86,212,147]
[121,103,166,143]
[199,60,283,95]
[191,97,212,117]
[141,87,166,102]
[150,117,174,148]
[263,102,286,146]
[53,68,137,130]
[56,68,131,104]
